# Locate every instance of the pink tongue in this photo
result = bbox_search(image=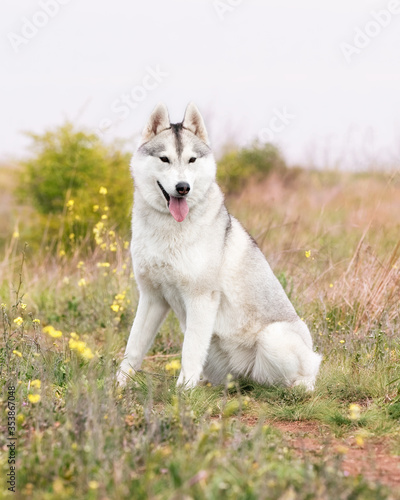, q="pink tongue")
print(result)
[168,196,189,222]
